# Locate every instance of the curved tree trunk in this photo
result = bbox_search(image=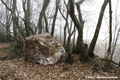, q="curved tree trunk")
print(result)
[88,0,109,58]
